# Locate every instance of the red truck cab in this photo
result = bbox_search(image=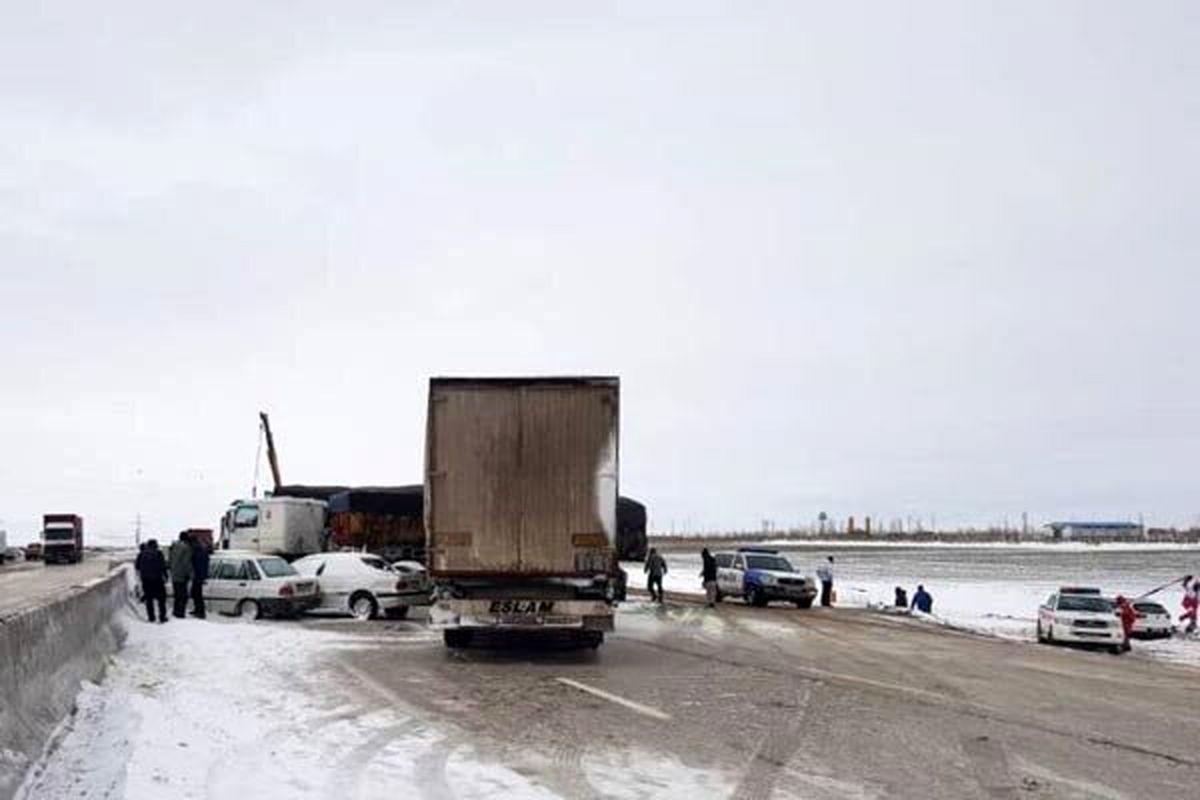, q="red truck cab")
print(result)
[42,514,84,564]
